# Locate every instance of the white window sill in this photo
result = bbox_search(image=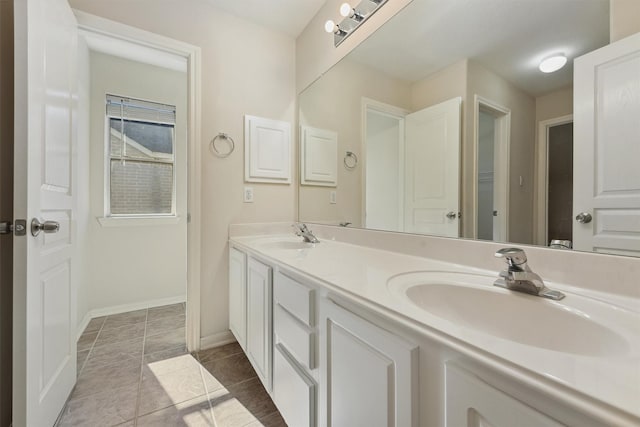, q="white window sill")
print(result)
[97,216,181,227]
